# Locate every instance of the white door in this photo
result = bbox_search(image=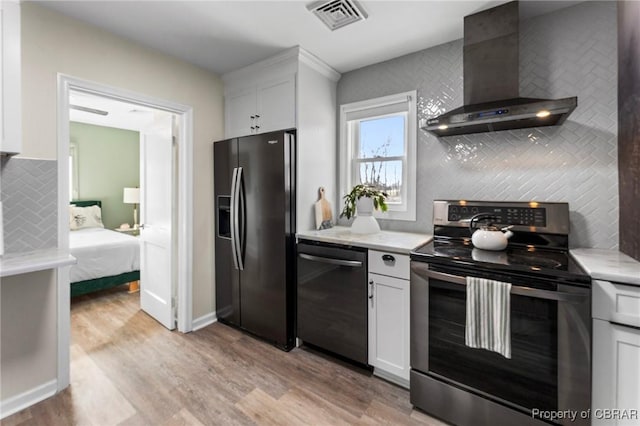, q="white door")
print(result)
[139,113,175,330]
